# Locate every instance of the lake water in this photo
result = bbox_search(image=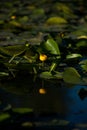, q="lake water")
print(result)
[0,75,87,127]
